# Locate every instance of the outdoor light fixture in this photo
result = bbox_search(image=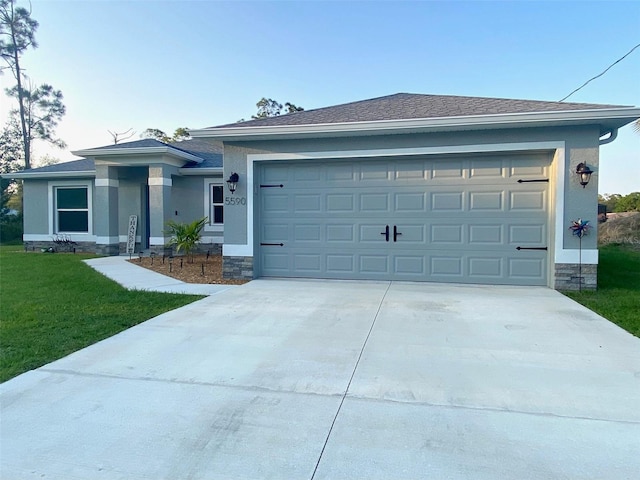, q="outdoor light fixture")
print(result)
[575,162,594,188]
[226,172,239,194]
